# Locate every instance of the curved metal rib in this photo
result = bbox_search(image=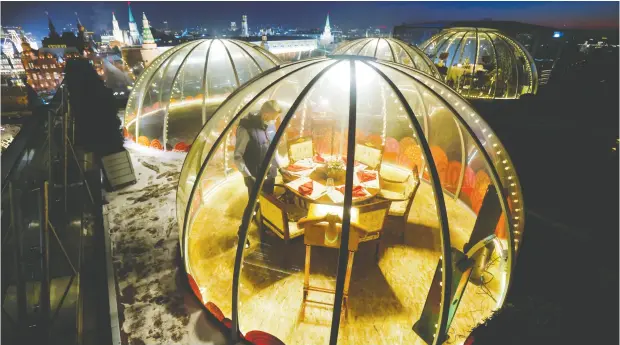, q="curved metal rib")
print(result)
[362,60,453,345]
[218,39,241,87]
[231,60,344,341]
